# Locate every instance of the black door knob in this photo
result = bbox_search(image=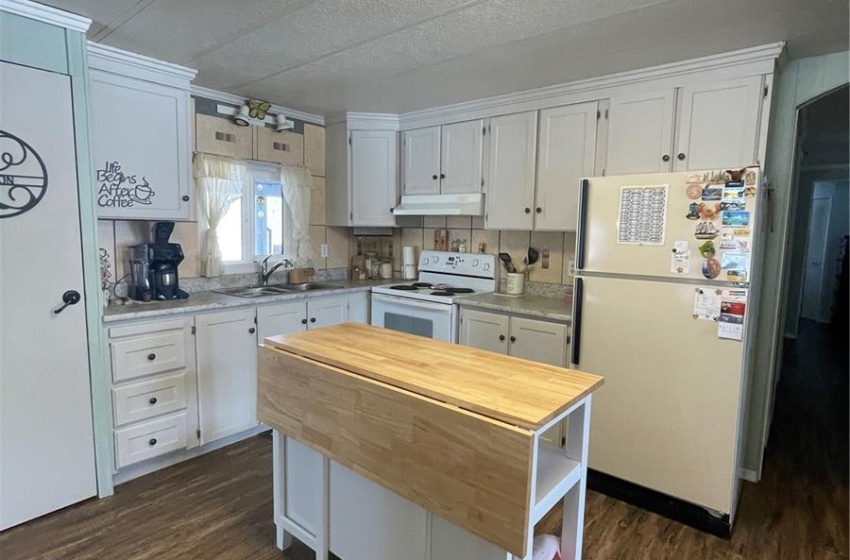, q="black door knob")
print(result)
[54,290,81,314]
[662,154,670,162]
[147,353,156,361]
[509,336,516,343]
[248,327,256,334]
[301,318,308,325]
[524,208,531,214]
[677,153,686,160]
[536,207,542,214]
[432,174,438,180]
[148,397,158,405]
[499,335,505,341]
[440,173,445,179]
[182,195,190,201]
[310,318,317,323]
[148,438,157,446]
